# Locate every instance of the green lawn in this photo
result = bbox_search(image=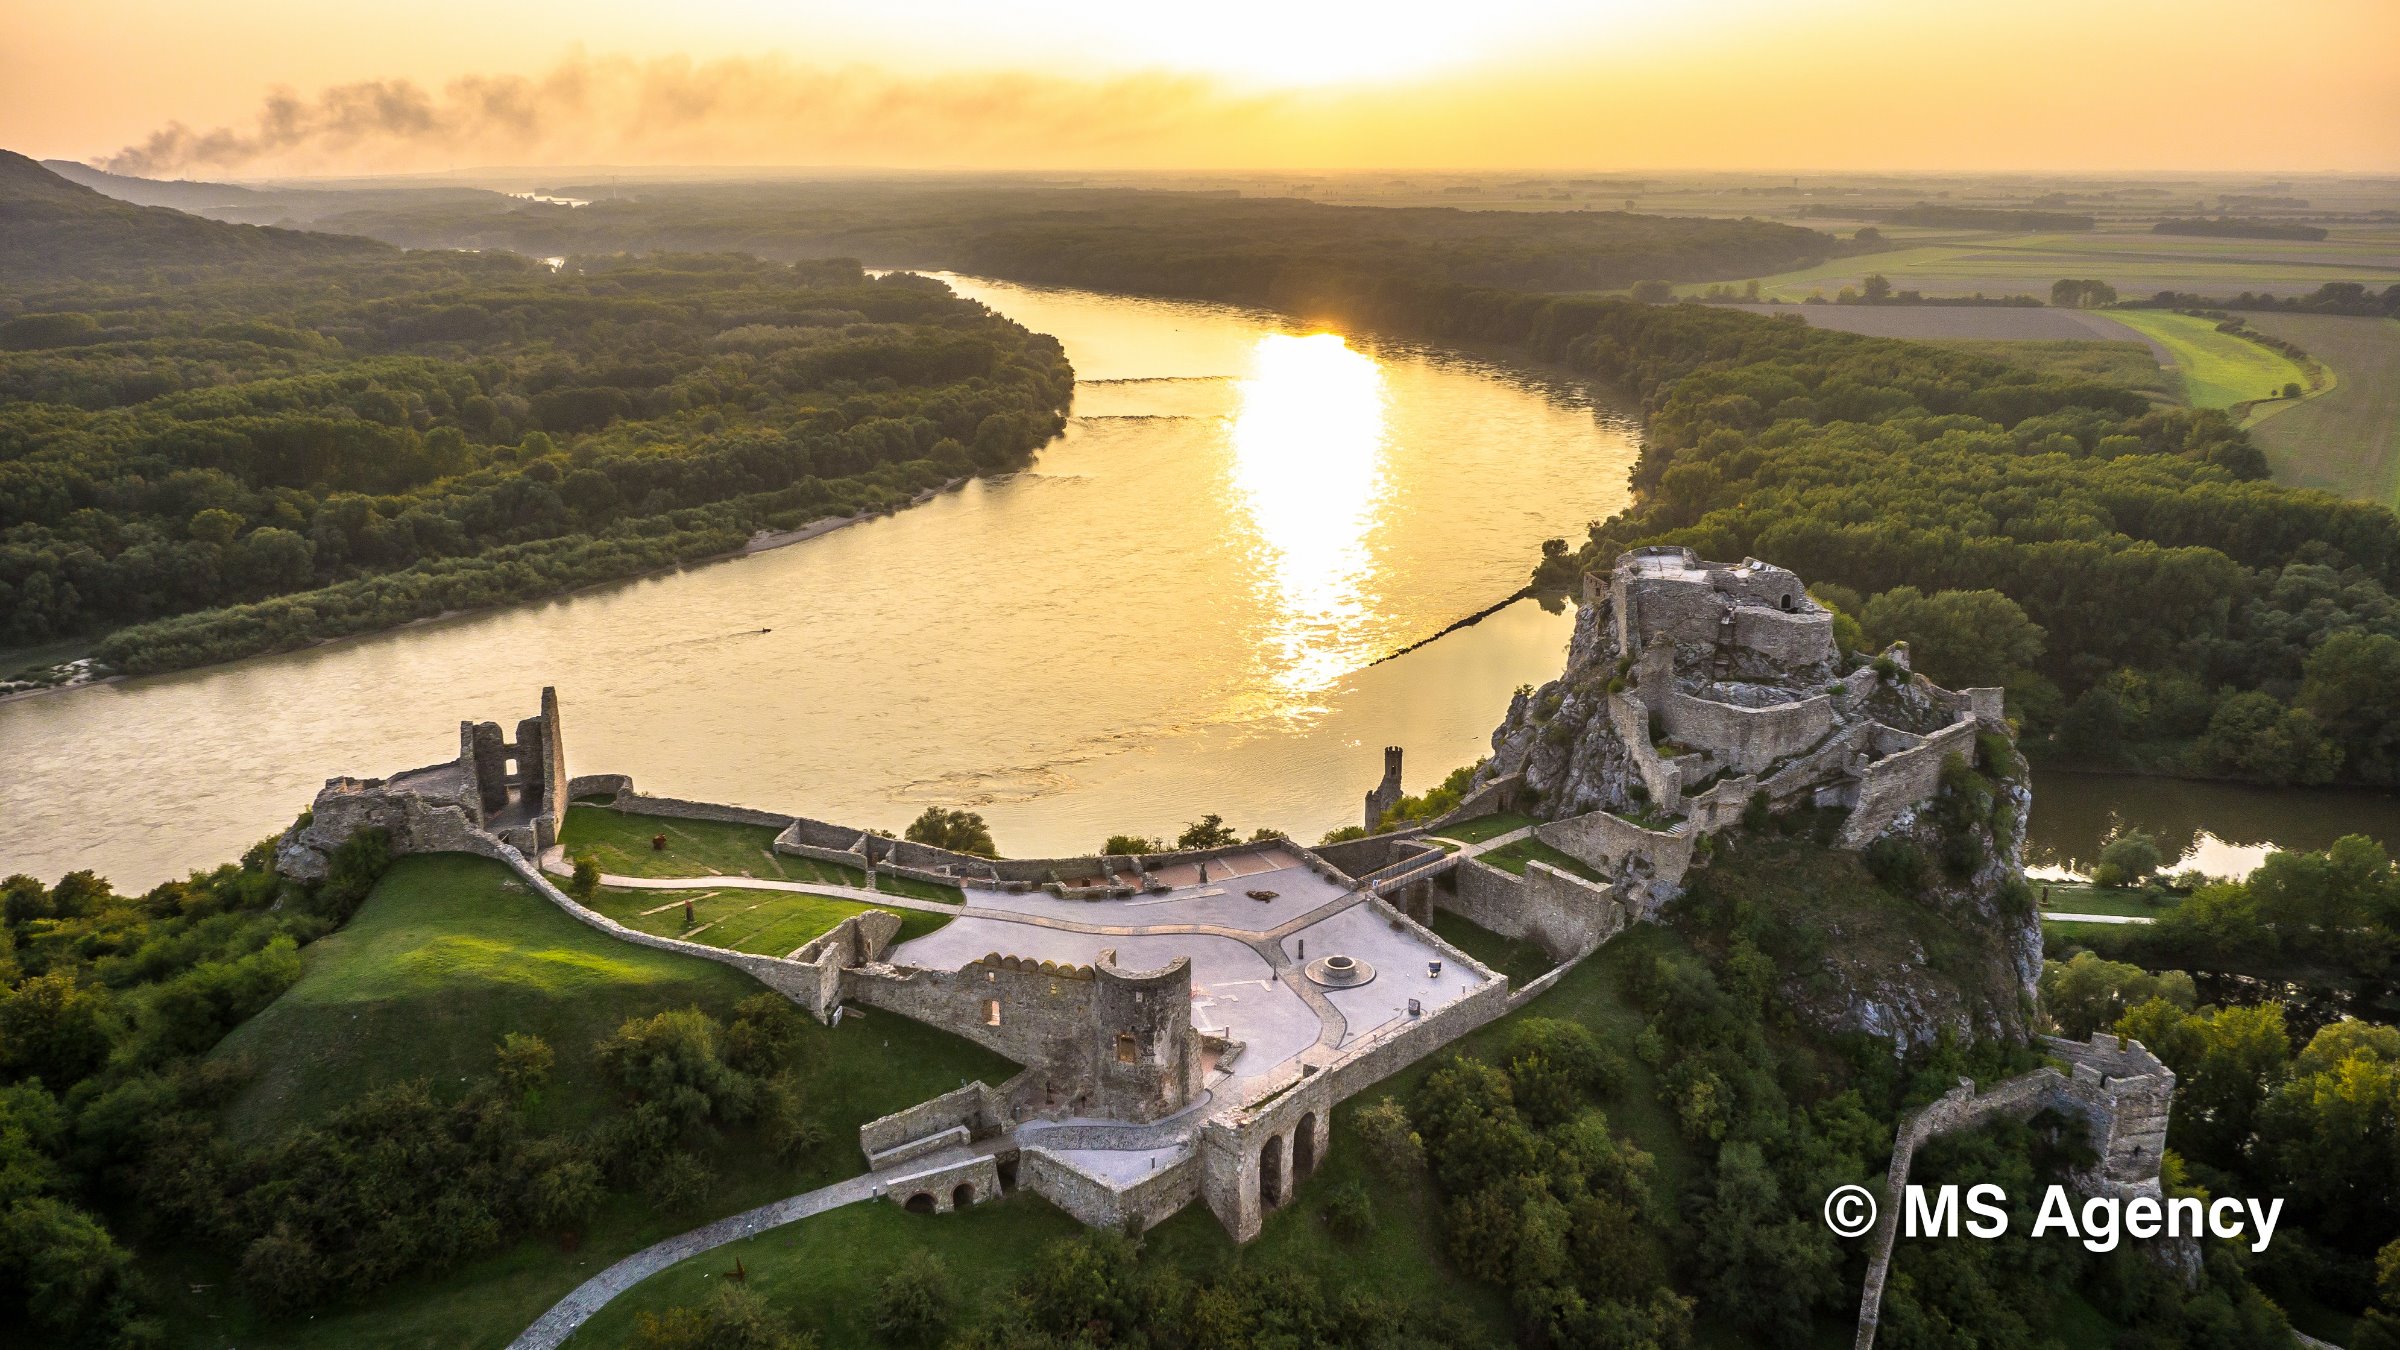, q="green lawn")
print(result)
[560,805,963,904]
[1432,811,1537,844]
[2101,309,2316,411]
[1429,908,1558,987]
[2035,881,2180,920]
[186,853,1017,1350]
[1477,835,1607,883]
[585,883,952,956]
